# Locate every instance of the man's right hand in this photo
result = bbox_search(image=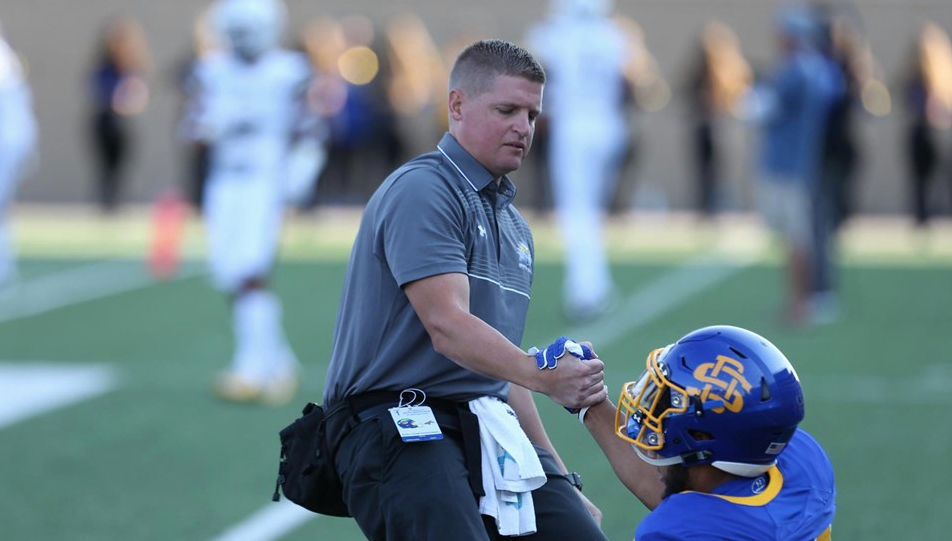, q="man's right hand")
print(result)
[534,350,607,410]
